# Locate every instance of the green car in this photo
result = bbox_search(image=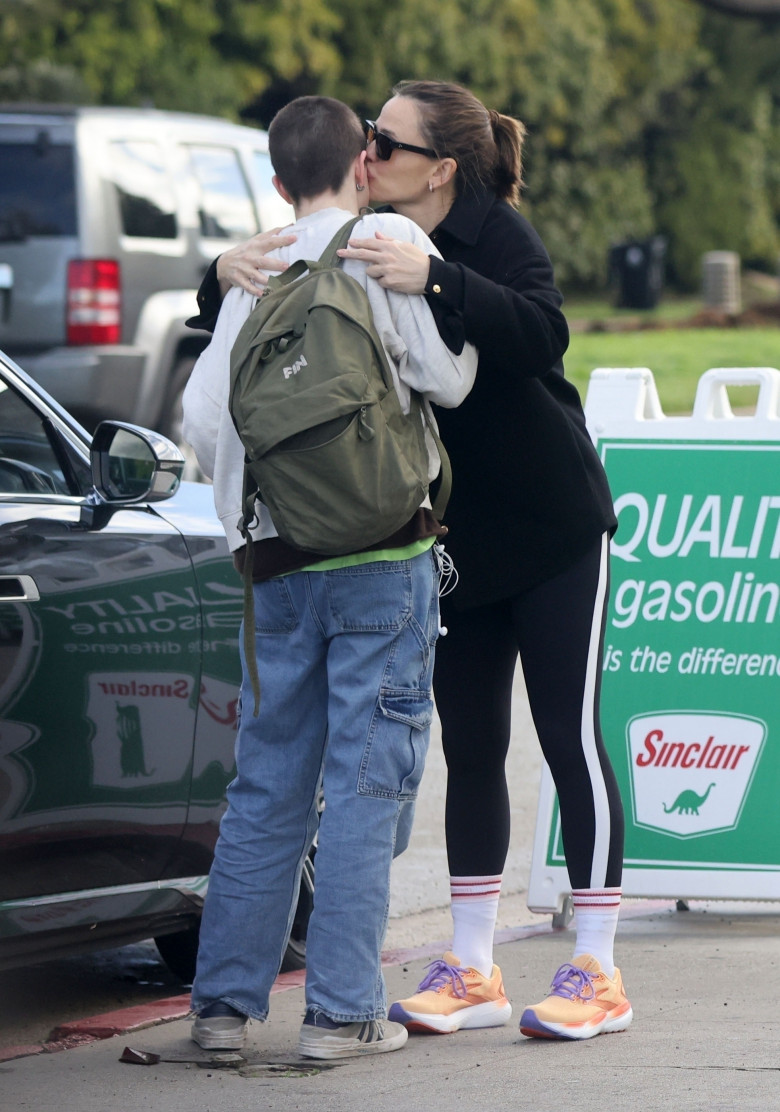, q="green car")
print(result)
[0,348,311,980]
